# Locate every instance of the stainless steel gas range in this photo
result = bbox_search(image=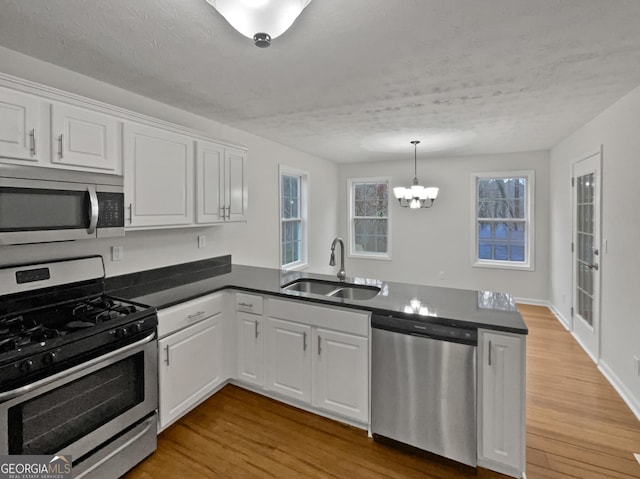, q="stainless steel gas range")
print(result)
[0,256,158,478]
